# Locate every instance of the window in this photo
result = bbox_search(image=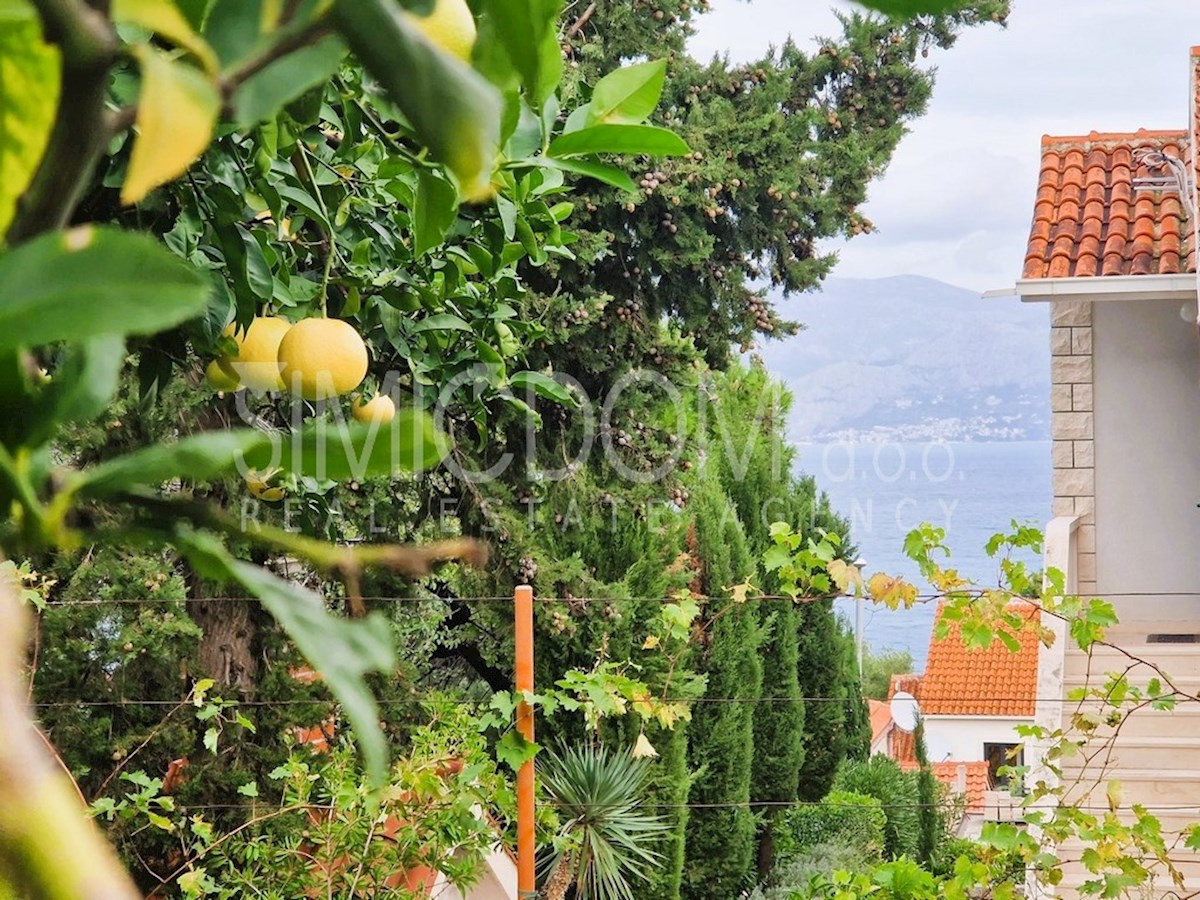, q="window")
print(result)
[984,742,1023,792]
